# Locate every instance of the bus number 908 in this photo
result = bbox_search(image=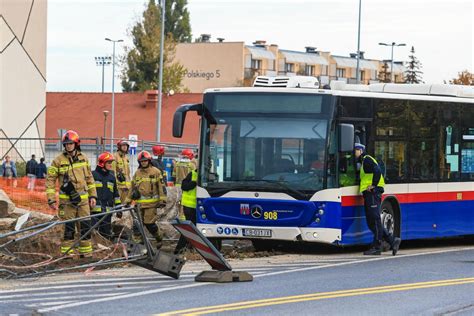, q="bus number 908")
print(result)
[264,211,278,220]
